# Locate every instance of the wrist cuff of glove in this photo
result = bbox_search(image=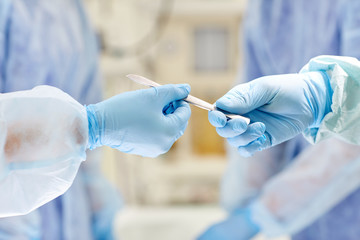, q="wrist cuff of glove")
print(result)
[303,71,333,128]
[86,105,102,150]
